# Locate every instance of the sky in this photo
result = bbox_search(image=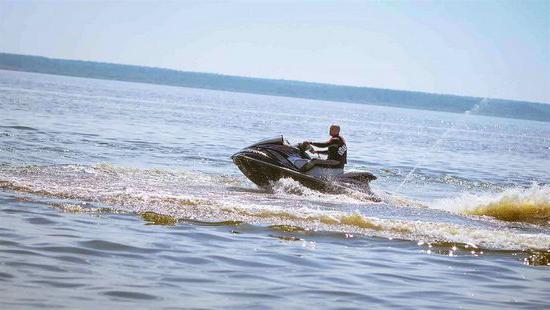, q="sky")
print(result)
[0,0,548,103]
